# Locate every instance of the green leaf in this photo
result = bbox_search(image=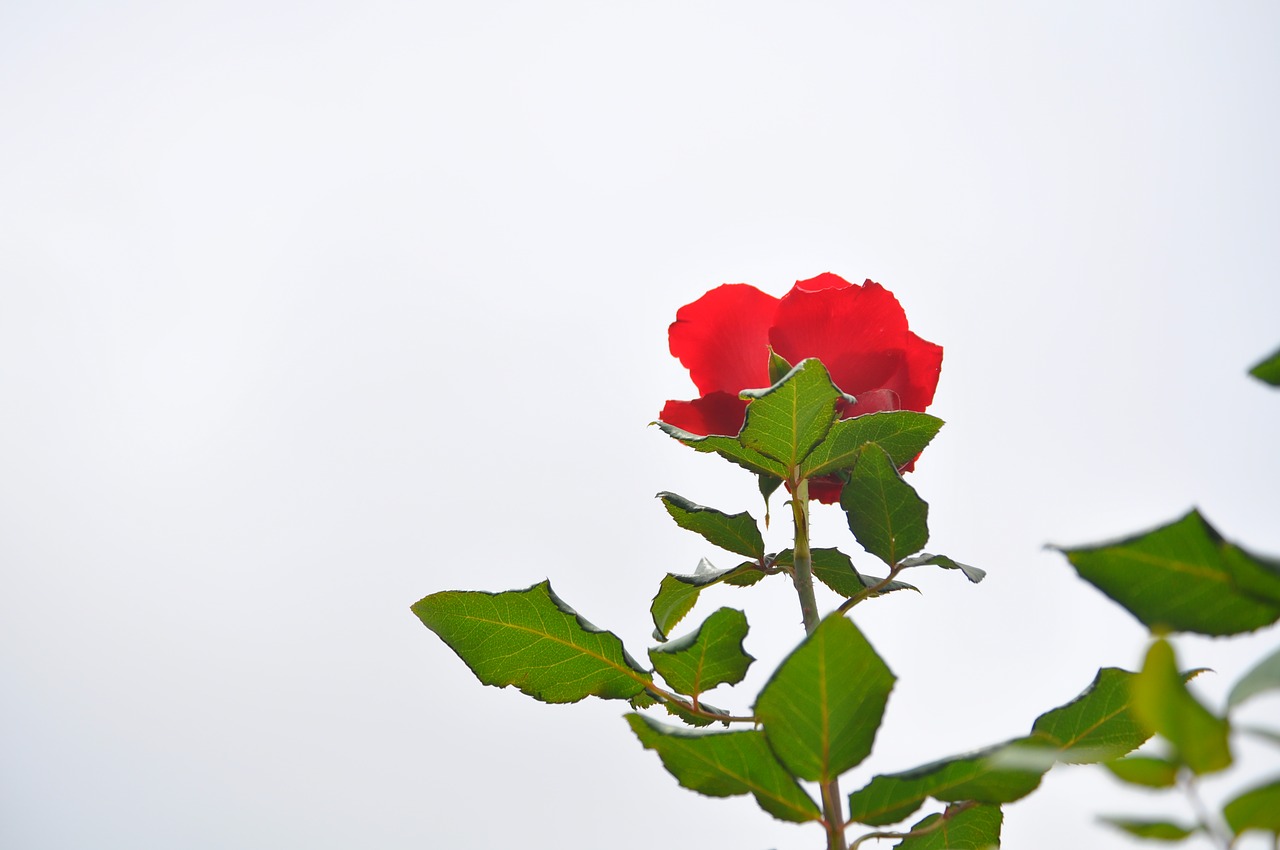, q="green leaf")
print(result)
[629,689,660,709]
[657,492,765,559]
[1030,668,1151,763]
[841,443,929,567]
[1056,511,1280,636]
[802,410,944,479]
[755,613,895,782]
[1227,643,1280,710]
[660,695,734,728]
[1223,777,1280,835]
[654,420,789,479]
[773,547,918,598]
[412,581,650,703]
[650,558,767,642]
[895,803,1003,850]
[846,741,1044,826]
[758,473,784,505]
[767,346,794,385]
[899,553,987,584]
[738,358,843,469]
[625,714,822,823]
[635,686,731,727]
[1133,638,1232,775]
[1101,818,1198,841]
[1249,345,1280,386]
[848,668,1152,826]
[1104,756,1180,788]
[1222,543,1280,606]
[649,607,754,697]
